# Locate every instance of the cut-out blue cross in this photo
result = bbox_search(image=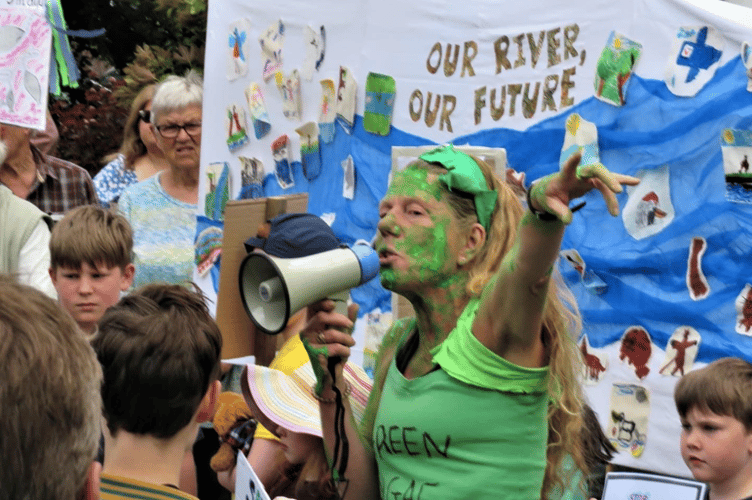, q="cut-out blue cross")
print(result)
[676,26,722,83]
